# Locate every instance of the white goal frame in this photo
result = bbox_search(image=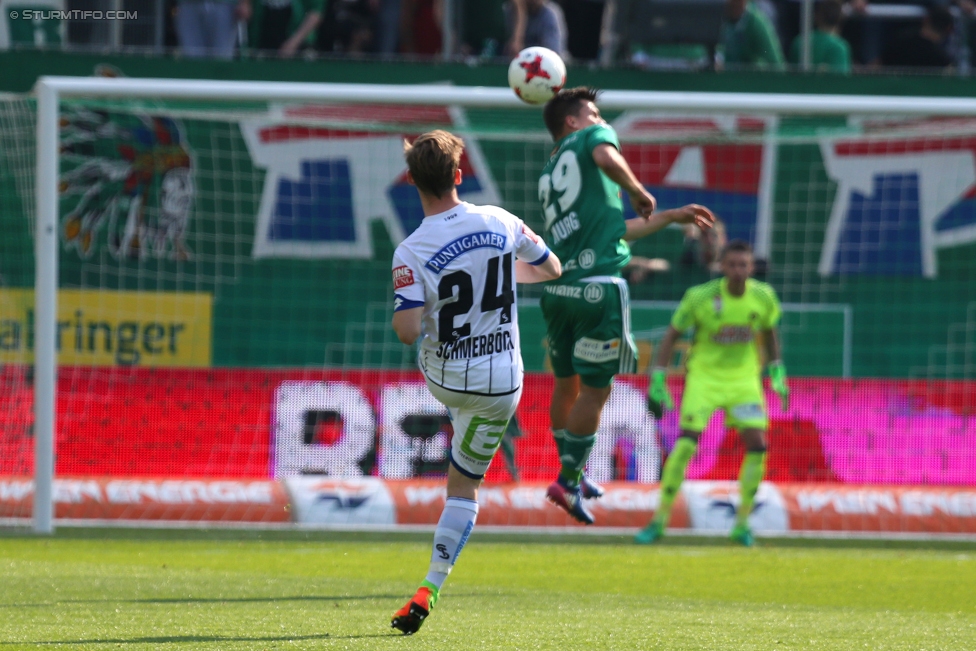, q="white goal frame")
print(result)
[32,75,976,533]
